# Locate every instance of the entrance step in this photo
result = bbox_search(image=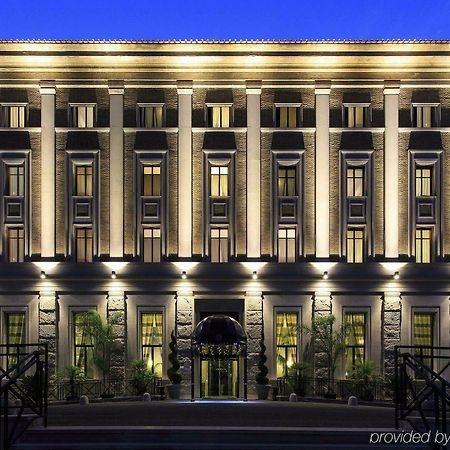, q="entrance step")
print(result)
[14,426,429,449]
